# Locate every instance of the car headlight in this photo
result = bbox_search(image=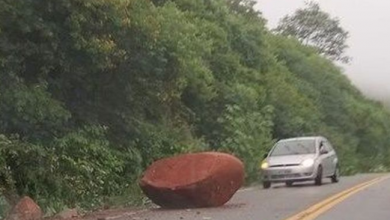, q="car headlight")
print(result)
[261,161,269,169]
[301,159,314,167]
